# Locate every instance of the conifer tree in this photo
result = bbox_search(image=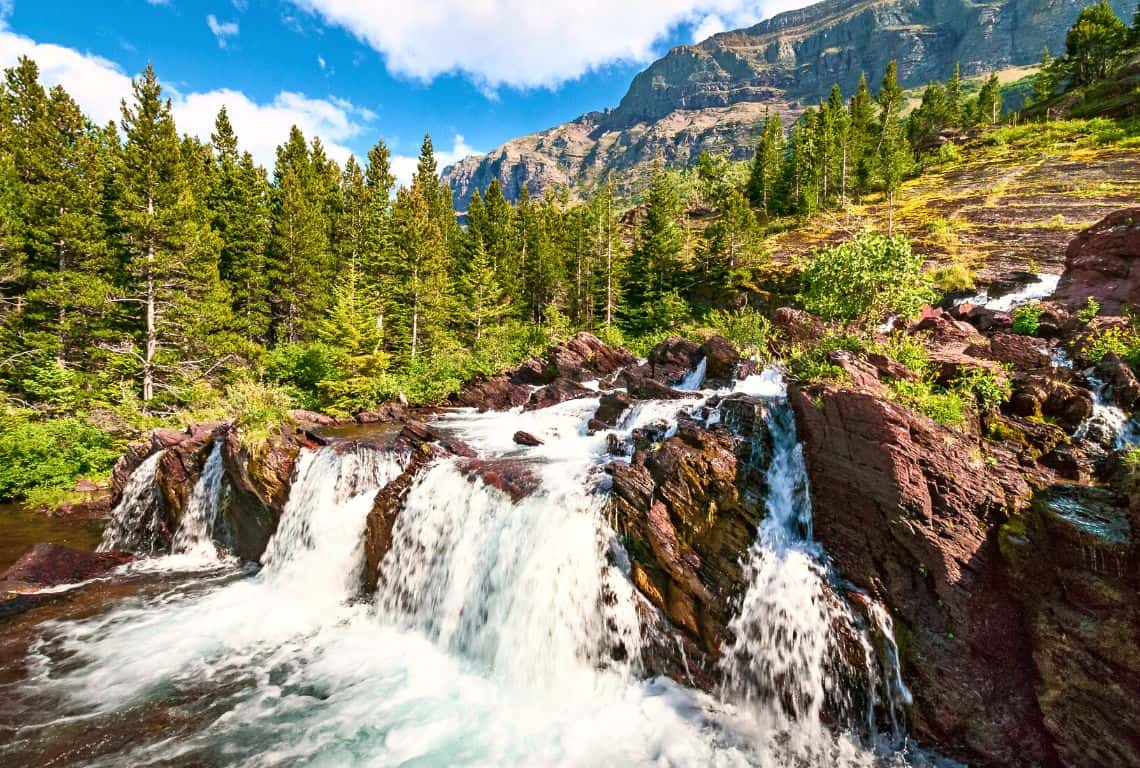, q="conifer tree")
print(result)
[946,62,964,127]
[627,163,683,309]
[593,176,623,328]
[747,109,785,216]
[114,63,227,403]
[459,237,508,343]
[209,108,271,344]
[975,72,1003,126]
[877,62,908,235]
[848,73,877,200]
[267,126,333,343]
[700,186,759,288]
[1065,0,1127,85]
[1033,49,1059,107]
[826,85,851,205]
